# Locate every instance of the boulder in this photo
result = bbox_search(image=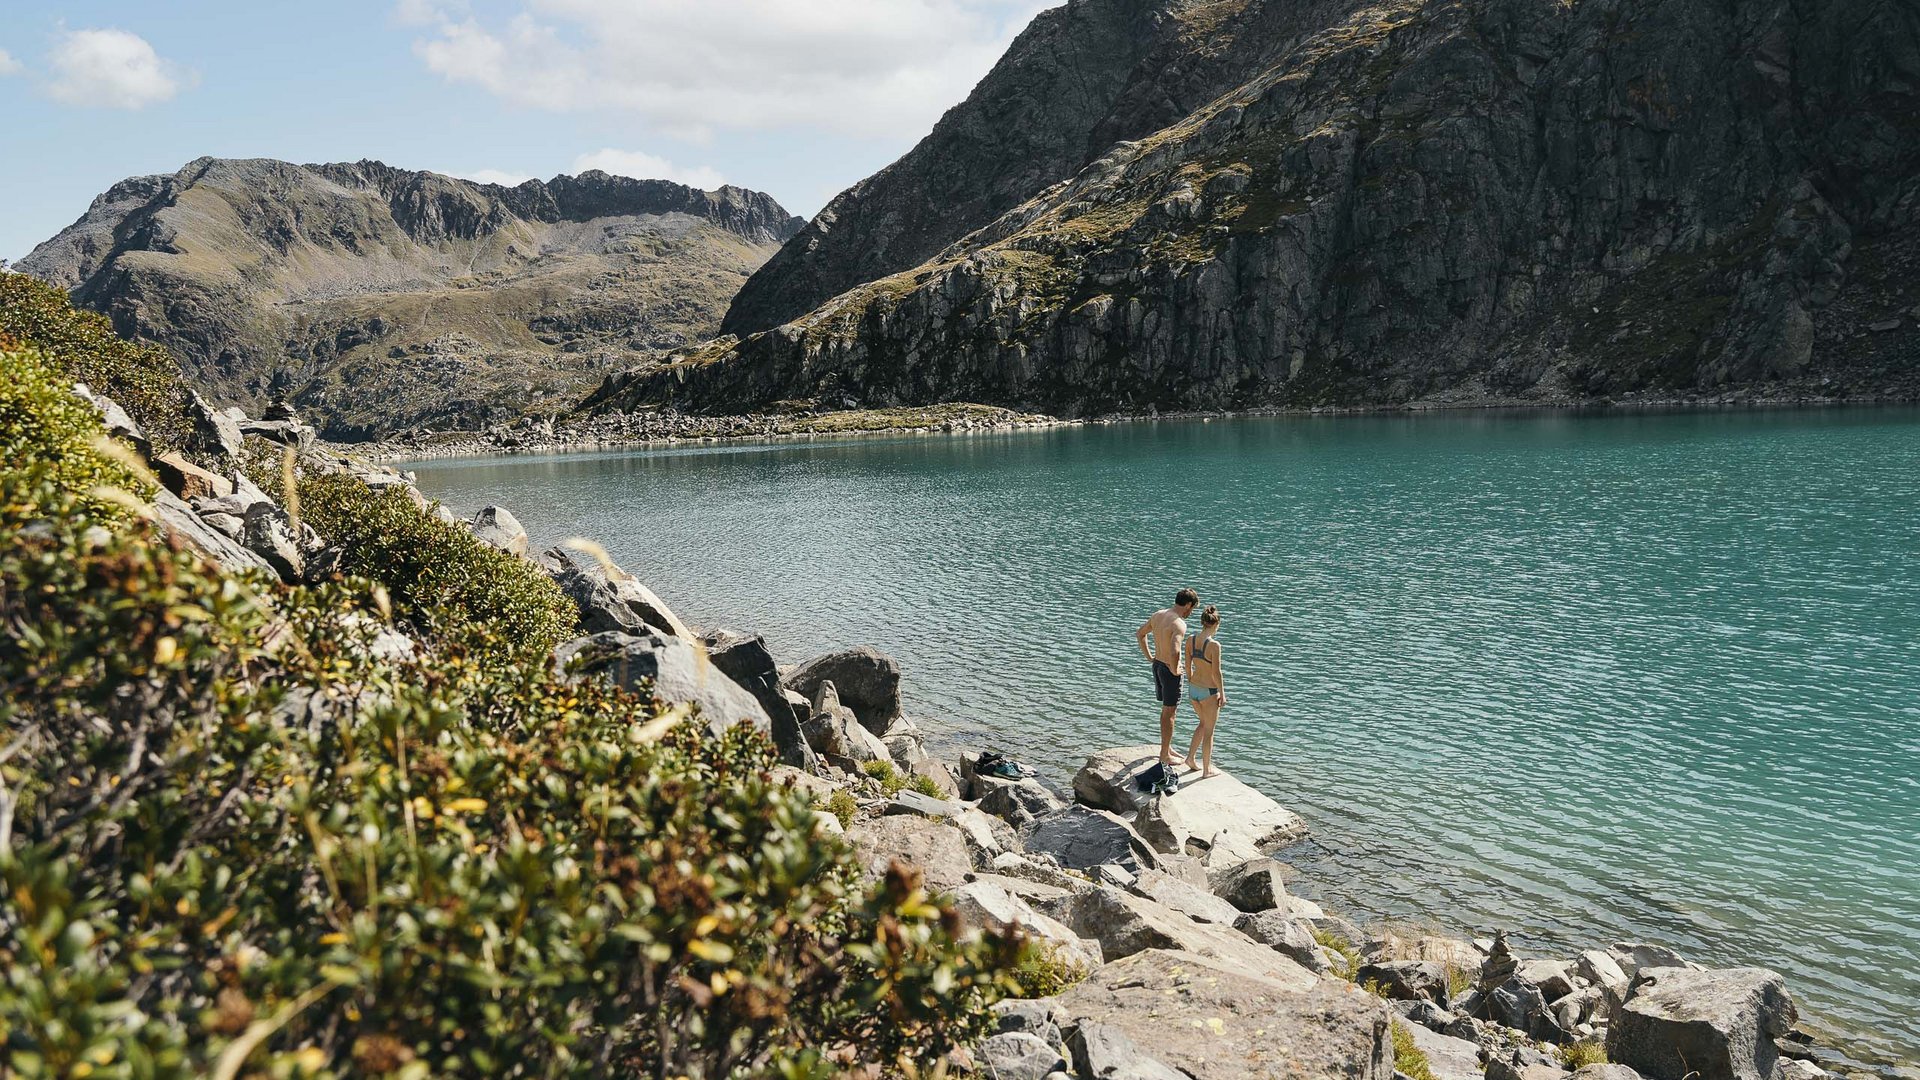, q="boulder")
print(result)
[1577,949,1632,1007]
[1357,960,1452,1007]
[1056,886,1316,985]
[989,851,1086,892]
[185,389,245,462]
[1057,949,1395,1080]
[153,451,234,501]
[1553,986,1606,1034]
[882,720,933,771]
[1019,805,1159,871]
[552,631,771,737]
[149,490,276,575]
[803,681,891,766]
[72,383,150,457]
[241,502,305,581]
[238,417,314,449]
[1208,857,1290,912]
[969,871,1074,911]
[846,814,973,893]
[993,998,1065,1046]
[1478,975,1557,1040]
[1066,1020,1188,1080]
[978,775,1067,826]
[1608,943,1698,982]
[781,645,902,734]
[1156,852,1209,889]
[1487,1054,1571,1080]
[1395,1017,1485,1080]
[976,1032,1068,1080]
[885,789,958,819]
[543,545,689,639]
[1606,967,1796,1080]
[703,628,815,769]
[952,805,1018,866]
[1234,909,1327,973]
[1125,868,1242,925]
[1518,958,1578,1002]
[1132,792,1190,854]
[1570,1067,1644,1080]
[909,757,960,798]
[1071,747,1306,852]
[467,505,529,556]
[953,879,1103,973]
